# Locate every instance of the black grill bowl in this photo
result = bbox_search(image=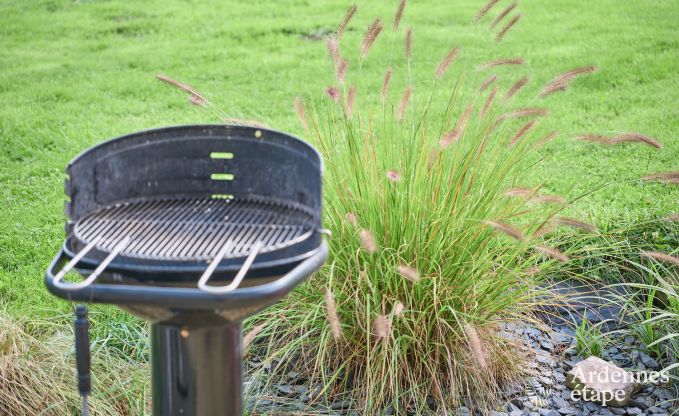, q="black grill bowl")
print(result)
[61,125,323,281]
